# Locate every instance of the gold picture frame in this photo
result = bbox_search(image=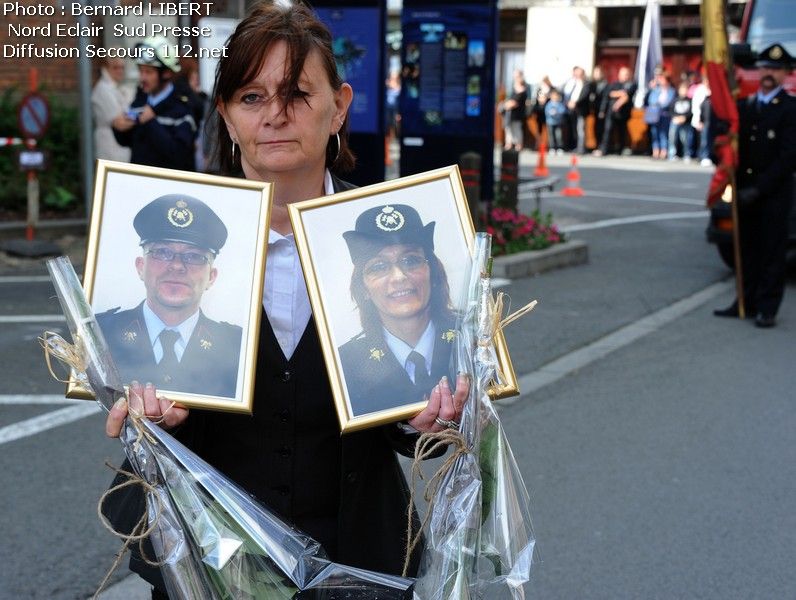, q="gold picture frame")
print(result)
[66,160,272,414]
[289,165,519,433]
